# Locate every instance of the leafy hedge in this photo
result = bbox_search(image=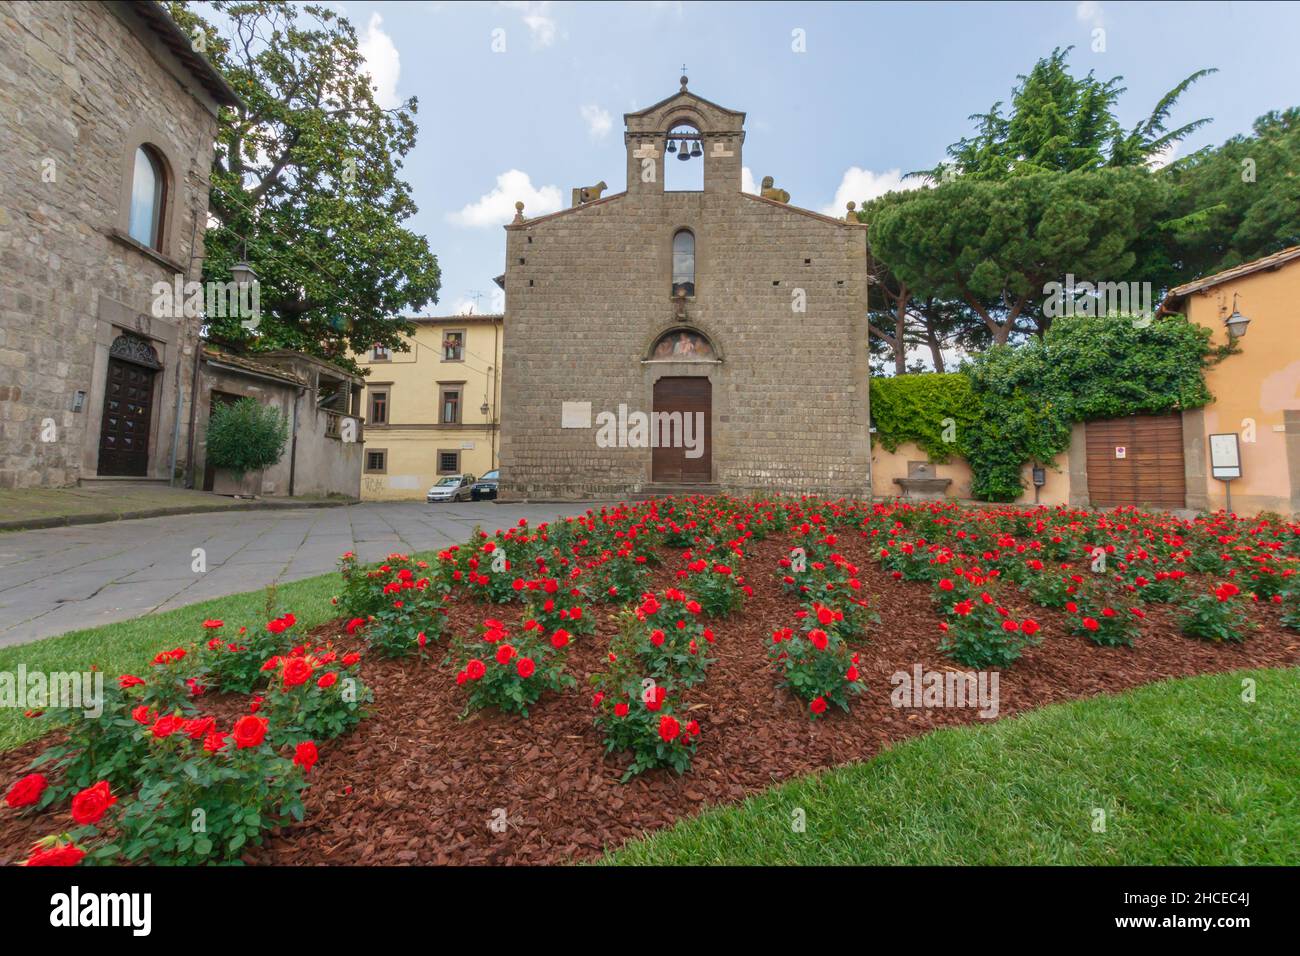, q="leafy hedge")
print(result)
[871,314,1222,501]
[869,373,977,462]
